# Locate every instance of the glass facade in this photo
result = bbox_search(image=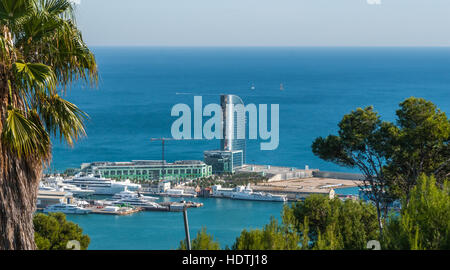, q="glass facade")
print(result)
[203,150,243,174]
[220,95,246,164]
